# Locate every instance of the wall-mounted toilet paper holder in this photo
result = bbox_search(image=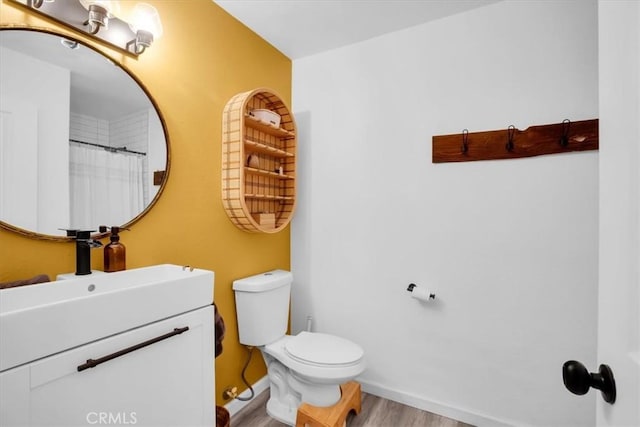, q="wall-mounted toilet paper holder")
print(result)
[407,283,435,300]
